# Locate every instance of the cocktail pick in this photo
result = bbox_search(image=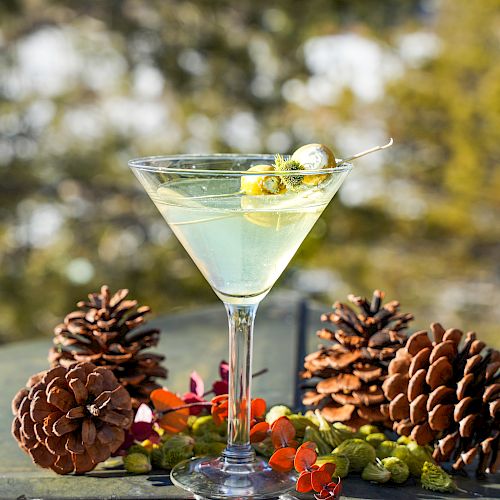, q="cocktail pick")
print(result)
[340,137,393,164]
